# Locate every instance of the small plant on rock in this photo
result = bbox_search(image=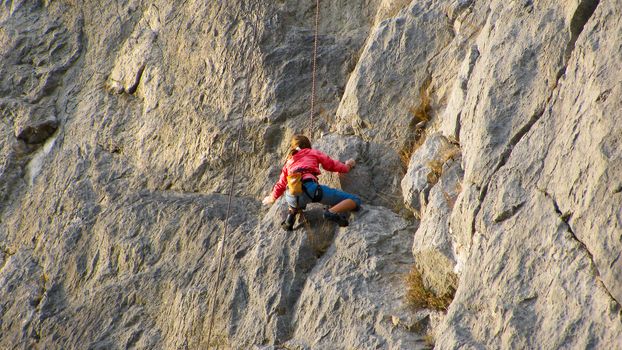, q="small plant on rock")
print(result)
[423,332,436,348]
[400,79,433,171]
[405,265,455,311]
[426,146,461,186]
